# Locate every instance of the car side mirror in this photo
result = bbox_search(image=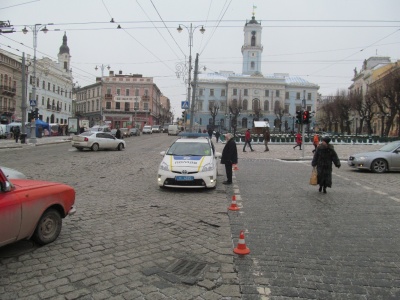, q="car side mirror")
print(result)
[0,180,12,192]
